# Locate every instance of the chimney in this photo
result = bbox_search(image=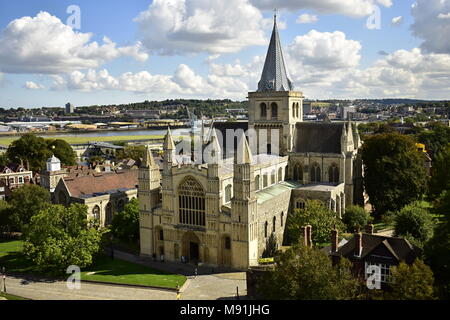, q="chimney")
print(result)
[306,225,312,248]
[365,224,374,235]
[355,232,363,257]
[331,228,339,253]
